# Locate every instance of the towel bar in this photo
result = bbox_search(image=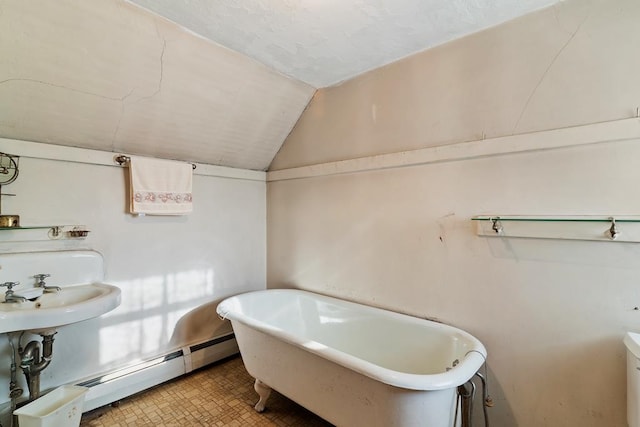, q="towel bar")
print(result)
[114,155,196,170]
